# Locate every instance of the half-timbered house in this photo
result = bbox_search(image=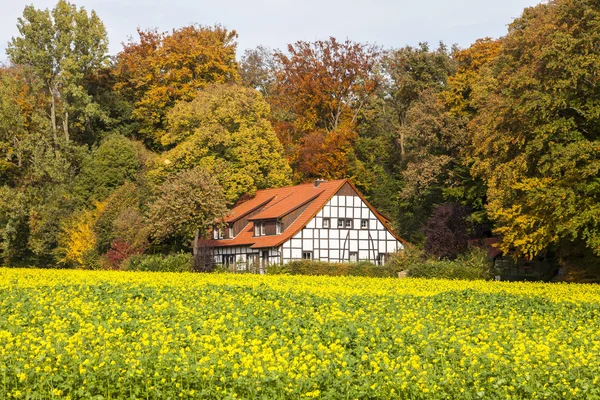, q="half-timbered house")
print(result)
[206,179,405,271]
